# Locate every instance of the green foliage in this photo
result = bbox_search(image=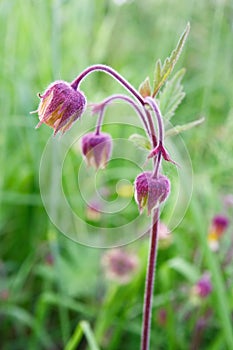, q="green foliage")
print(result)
[129,133,152,150]
[165,117,205,137]
[65,321,100,350]
[158,68,186,120]
[152,23,190,97]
